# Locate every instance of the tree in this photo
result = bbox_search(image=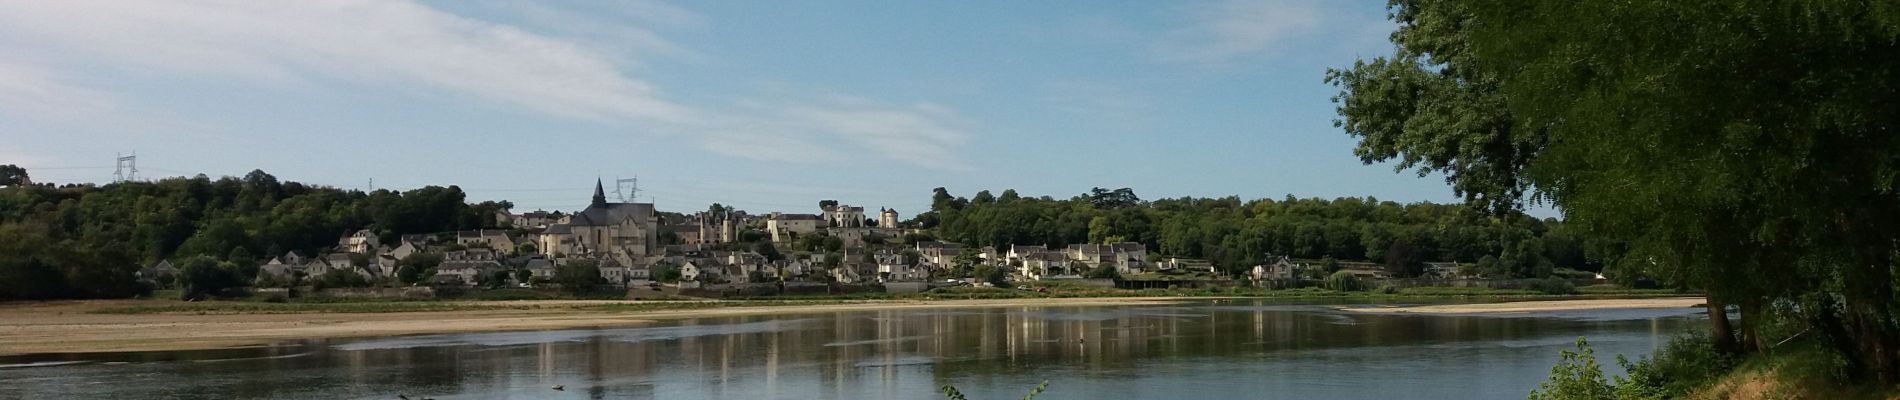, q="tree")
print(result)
[554,259,605,295]
[1082,262,1119,280]
[0,164,27,186]
[178,256,241,300]
[819,199,839,210]
[754,241,784,262]
[1333,0,1900,379]
[396,252,443,286]
[514,268,534,285]
[972,264,1009,287]
[311,269,370,290]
